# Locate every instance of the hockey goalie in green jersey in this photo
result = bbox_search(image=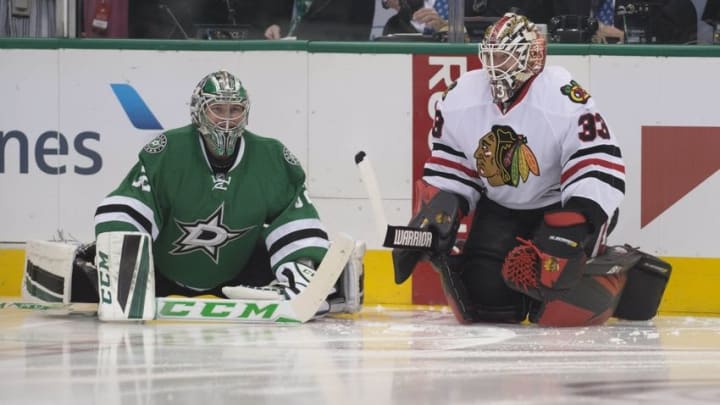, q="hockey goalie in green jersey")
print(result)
[27,70,363,321]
